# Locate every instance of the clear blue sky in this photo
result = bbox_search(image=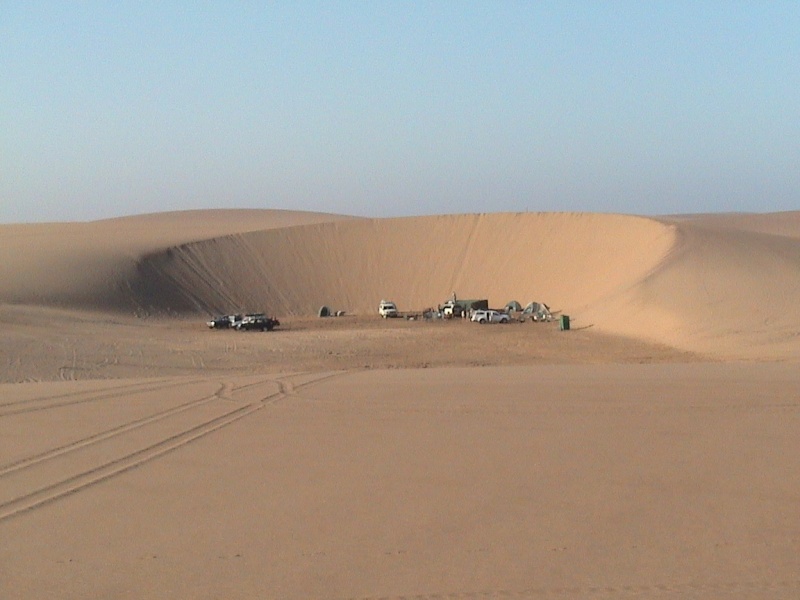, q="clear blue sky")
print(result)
[2,1,798,223]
